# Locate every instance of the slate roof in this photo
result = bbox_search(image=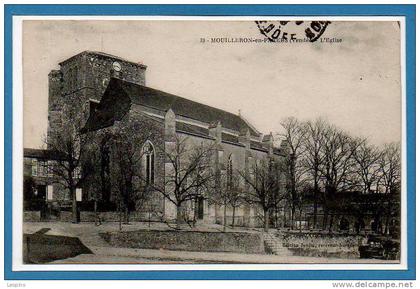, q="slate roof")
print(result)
[221,133,241,145]
[175,122,210,138]
[82,78,260,136]
[24,148,67,161]
[250,141,268,152]
[81,80,132,132]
